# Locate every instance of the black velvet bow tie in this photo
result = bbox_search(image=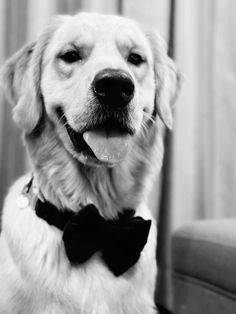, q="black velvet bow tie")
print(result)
[35,200,151,276]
